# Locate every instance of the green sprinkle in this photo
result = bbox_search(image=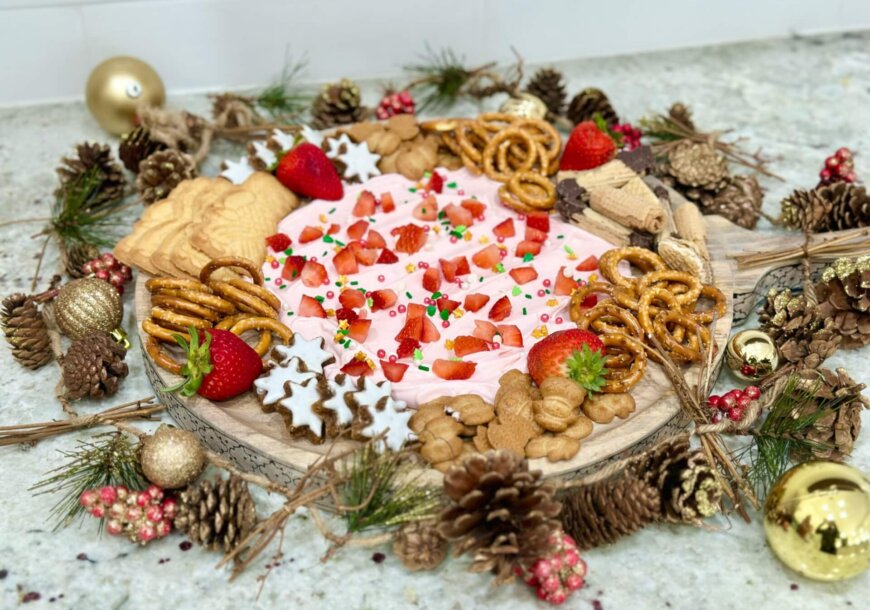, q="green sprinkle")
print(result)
[522,252,534,262]
[432,291,442,299]
[479,277,484,282]
[265,277,271,282]
[511,286,522,296]
[545,289,551,295]
[328,207,336,214]
[556,234,564,239]
[322,251,328,257]
[287,311,294,316]
[564,245,575,255]
[335,281,342,287]
[323,235,334,243]
[439,309,450,321]
[315,295,325,303]
[418,365,430,372]
[427,305,436,317]
[350,280,359,285]
[279,284,287,290]
[495,263,505,273]
[335,239,346,247]
[409,187,417,193]
[283,248,292,255]
[525,294,533,299]
[344,339,352,348]
[368,217,376,223]
[413,348,423,360]
[437,211,446,219]
[367,298,374,307]
[522,307,527,315]
[447,182,457,189]
[405,291,413,299]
